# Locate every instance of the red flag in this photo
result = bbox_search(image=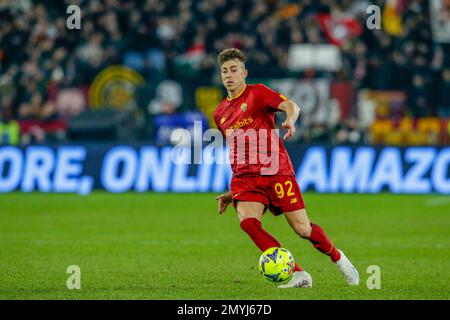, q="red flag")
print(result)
[317,14,363,47]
